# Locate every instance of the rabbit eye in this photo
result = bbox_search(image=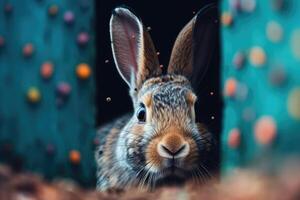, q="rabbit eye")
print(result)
[137,104,146,122]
